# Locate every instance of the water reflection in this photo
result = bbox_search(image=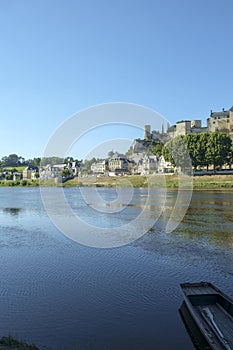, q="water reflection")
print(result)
[3,208,22,216]
[174,191,233,249]
[0,188,232,350]
[179,302,210,350]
